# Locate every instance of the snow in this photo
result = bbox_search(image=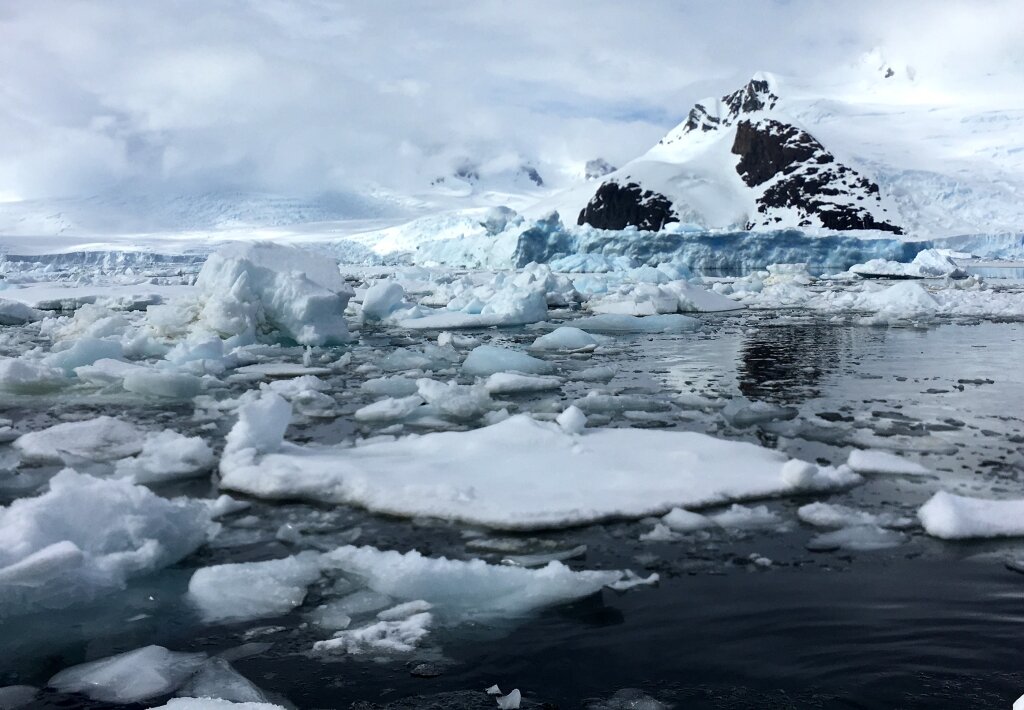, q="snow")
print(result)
[187,552,323,622]
[462,345,553,377]
[918,491,1024,540]
[0,471,212,617]
[847,449,930,475]
[849,248,966,278]
[555,405,587,434]
[220,412,860,530]
[48,645,208,703]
